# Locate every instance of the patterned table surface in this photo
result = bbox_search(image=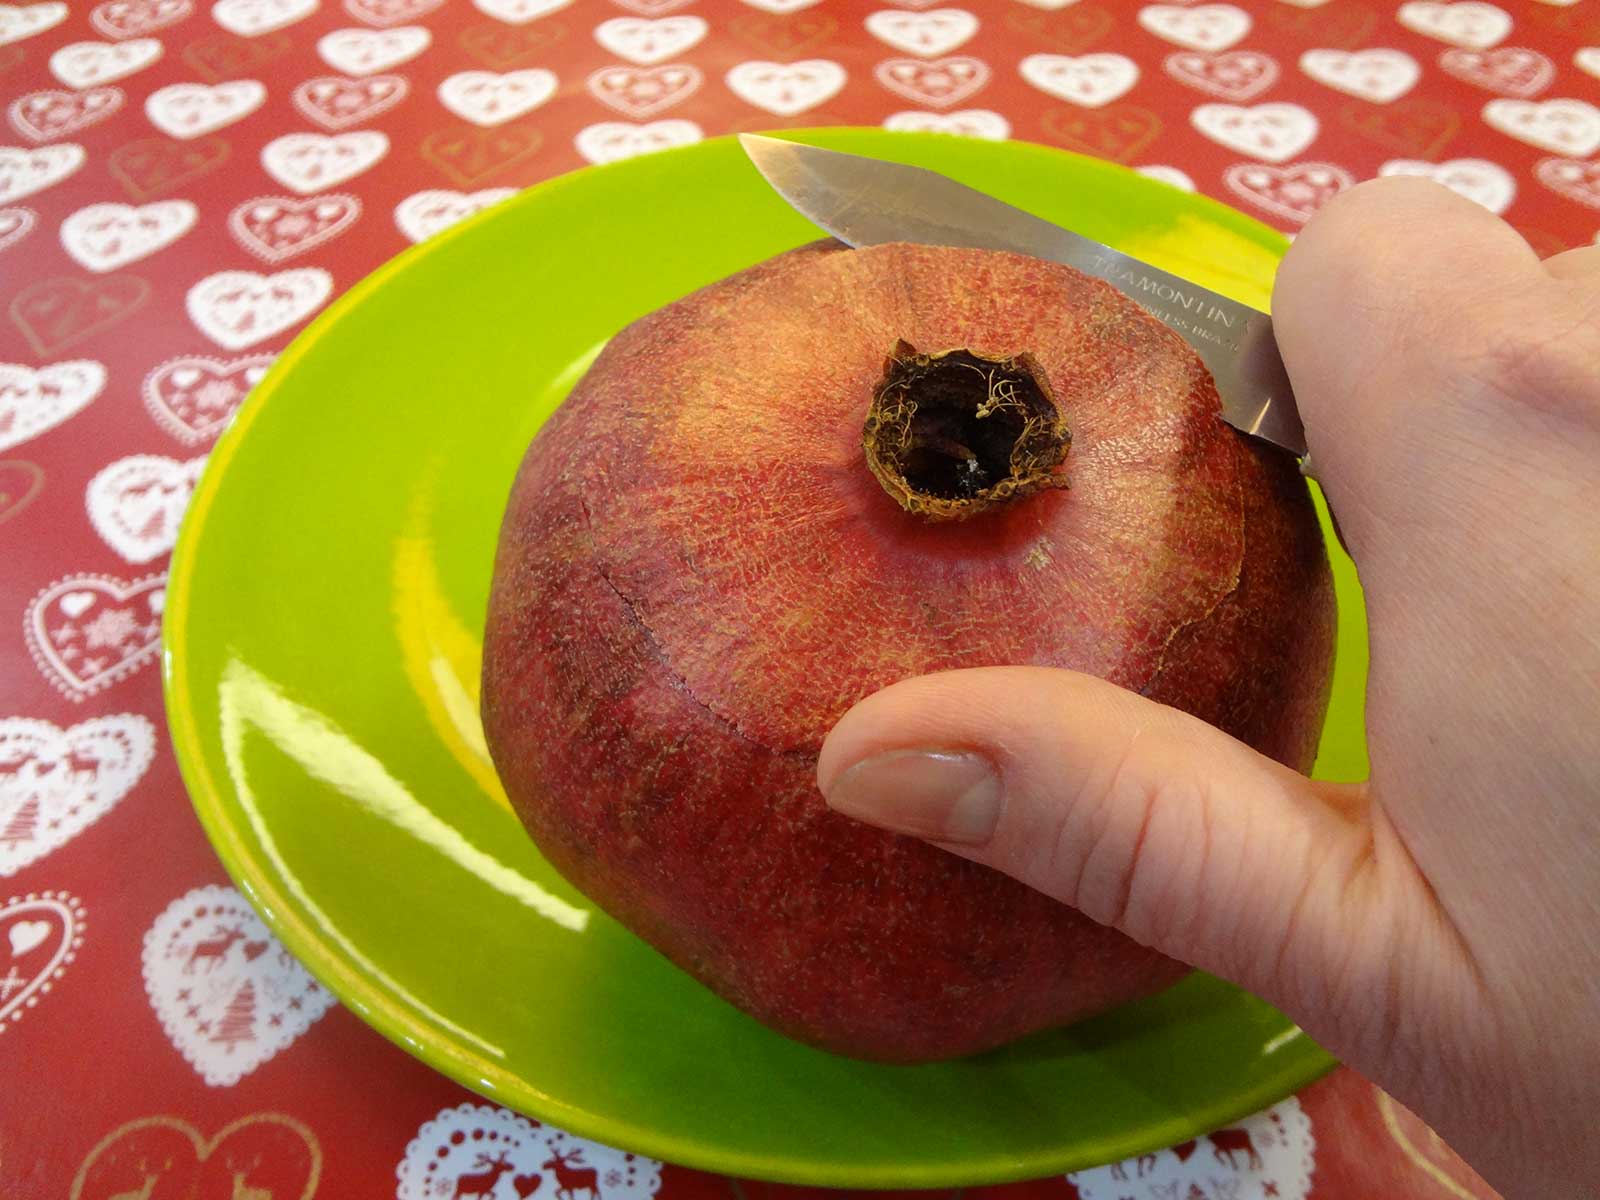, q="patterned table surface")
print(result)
[3,0,1595,1196]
